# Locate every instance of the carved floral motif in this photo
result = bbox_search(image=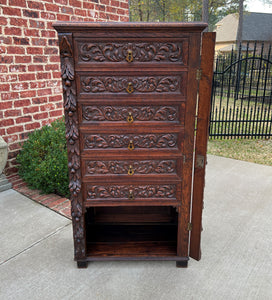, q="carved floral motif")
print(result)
[79,42,183,63]
[59,34,85,259]
[87,185,176,199]
[82,105,178,122]
[86,160,176,175]
[81,76,180,94]
[84,134,178,149]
